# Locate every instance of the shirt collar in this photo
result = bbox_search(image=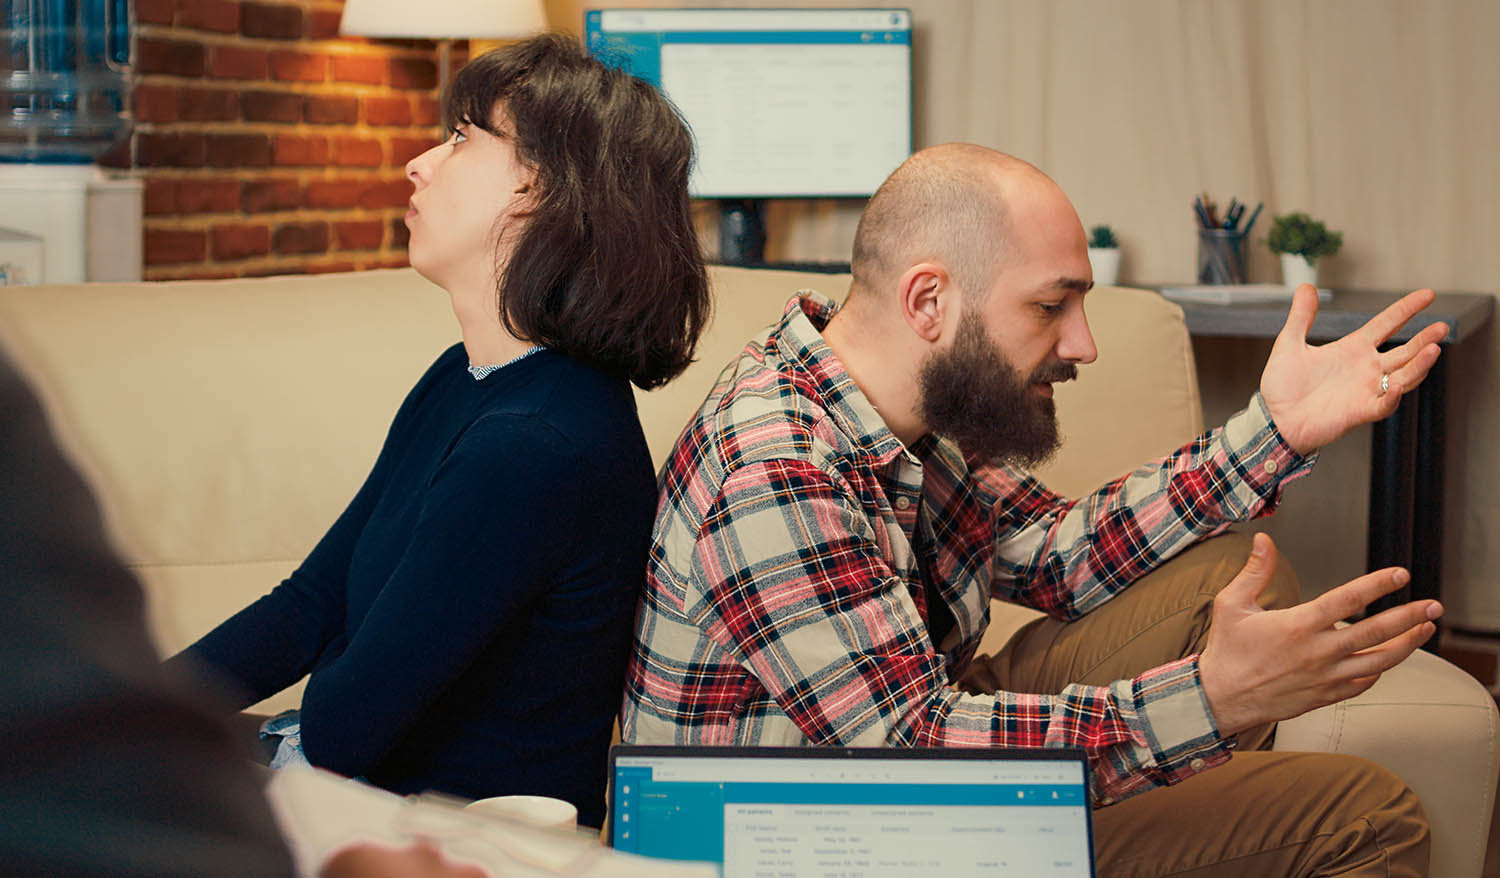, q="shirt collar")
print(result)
[771,292,915,468]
